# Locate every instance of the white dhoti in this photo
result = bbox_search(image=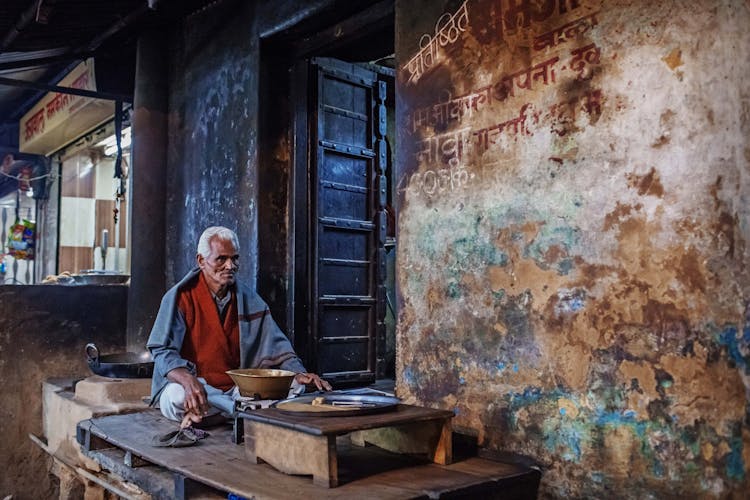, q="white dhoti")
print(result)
[157,377,305,422]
